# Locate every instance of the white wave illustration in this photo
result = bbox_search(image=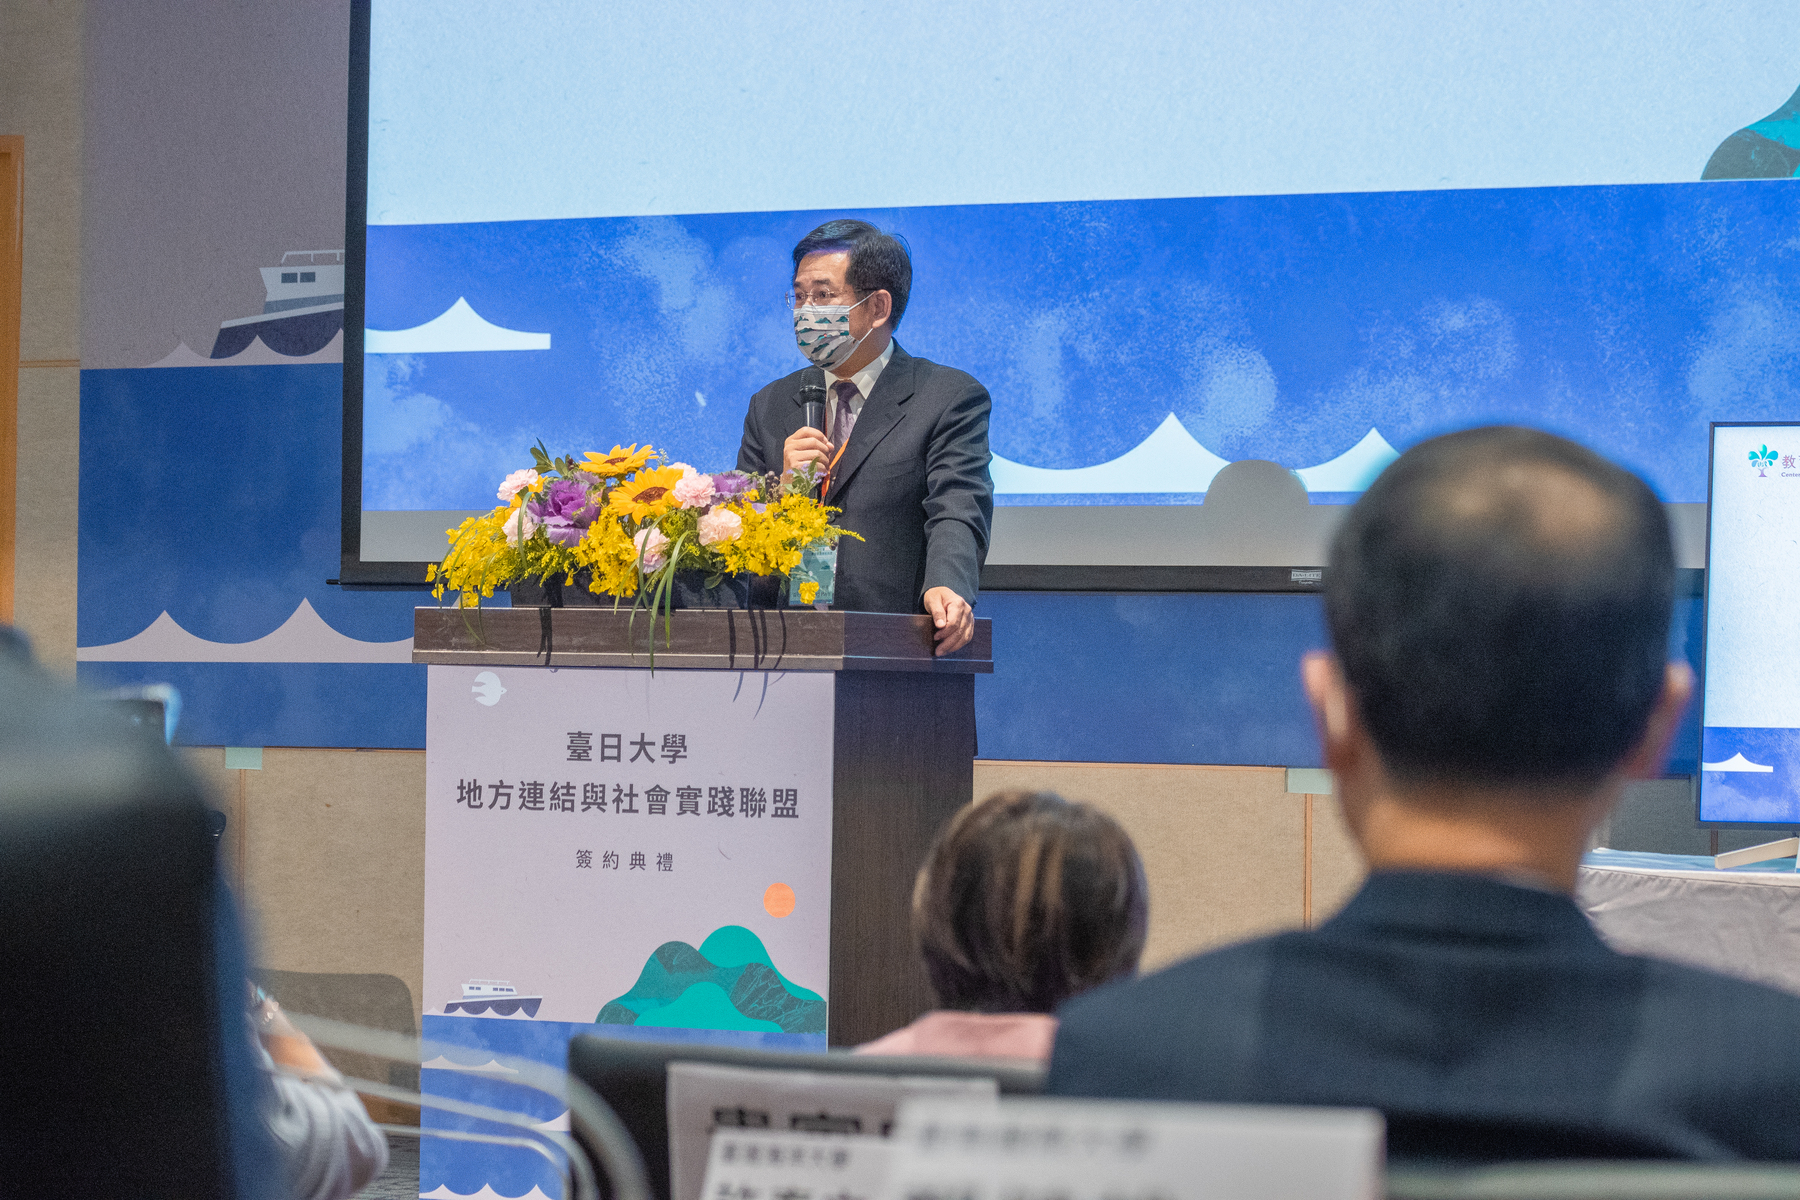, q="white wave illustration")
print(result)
[421,1056,520,1075]
[75,599,413,664]
[991,416,1398,495]
[1294,429,1399,491]
[1702,752,1776,773]
[533,1110,570,1131]
[991,413,1231,495]
[419,1187,554,1200]
[366,298,550,353]
[146,342,222,368]
[146,330,345,368]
